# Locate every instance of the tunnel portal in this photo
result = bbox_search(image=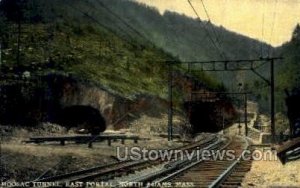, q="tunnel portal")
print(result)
[184,100,237,134]
[57,105,106,135]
